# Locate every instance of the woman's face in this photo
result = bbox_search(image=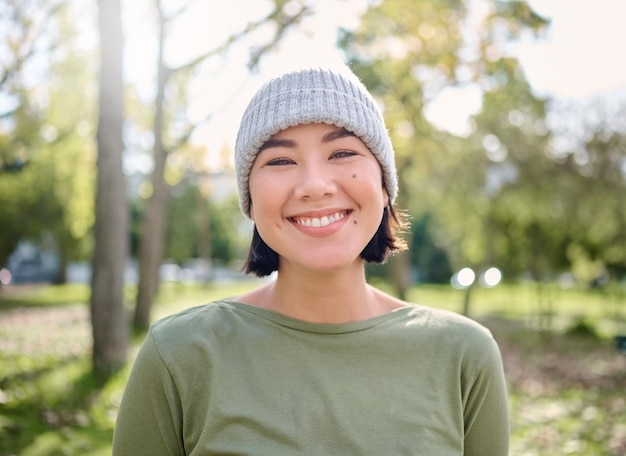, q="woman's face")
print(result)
[248,123,388,274]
